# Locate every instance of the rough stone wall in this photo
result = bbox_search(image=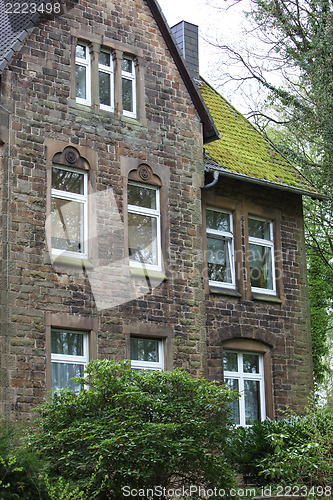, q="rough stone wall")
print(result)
[204,178,313,416]
[0,0,206,419]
